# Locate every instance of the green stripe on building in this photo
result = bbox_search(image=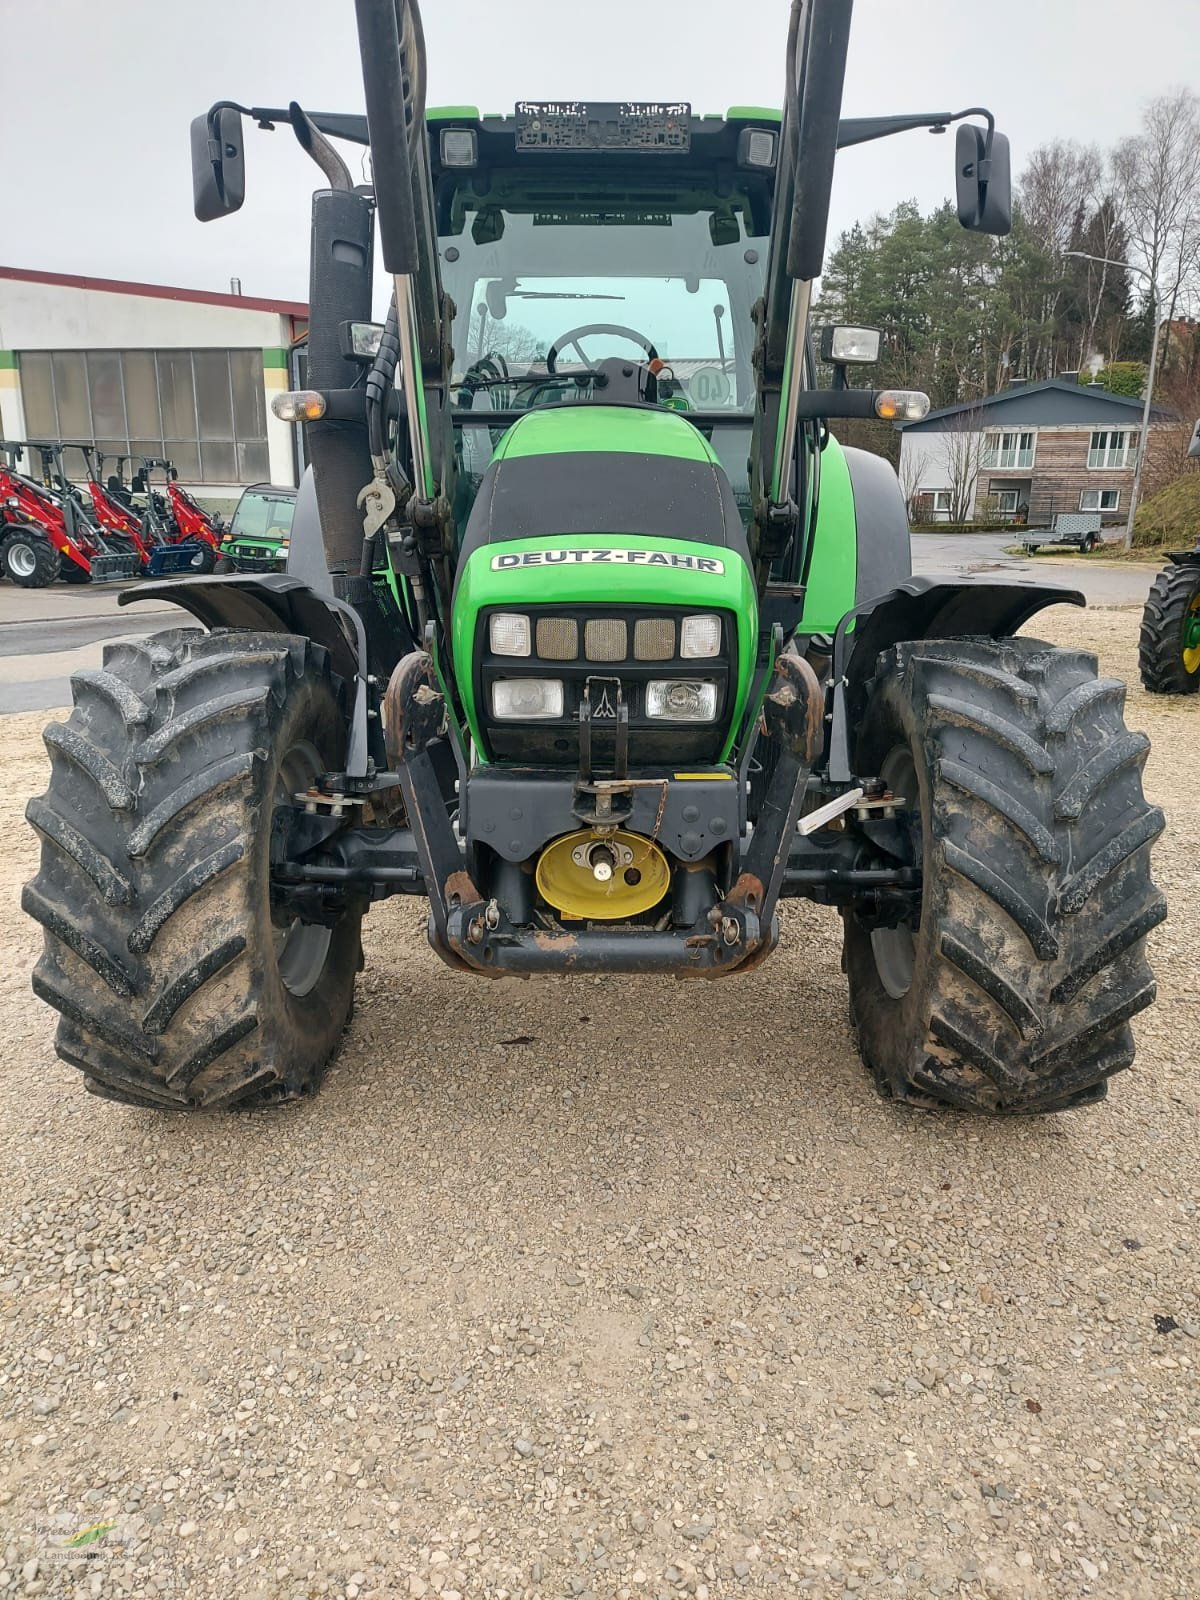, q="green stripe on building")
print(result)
[0,351,17,371]
[262,348,288,369]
